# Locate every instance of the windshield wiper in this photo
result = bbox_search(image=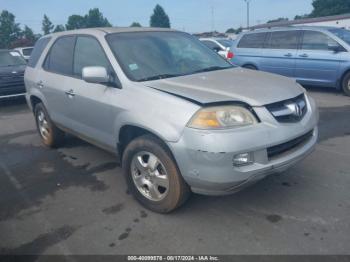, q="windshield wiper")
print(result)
[138,73,182,82]
[190,65,233,74]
